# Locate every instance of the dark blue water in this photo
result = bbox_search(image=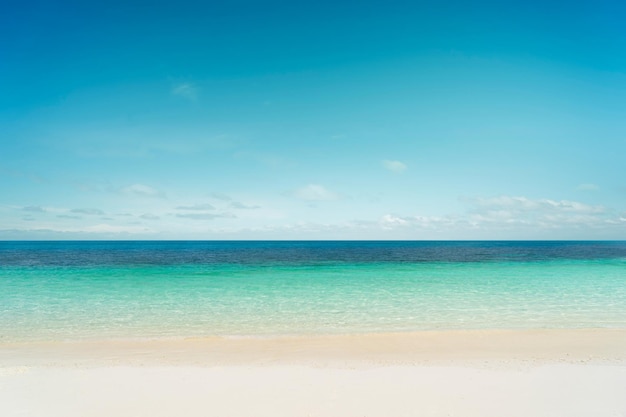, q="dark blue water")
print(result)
[2,241,625,266]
